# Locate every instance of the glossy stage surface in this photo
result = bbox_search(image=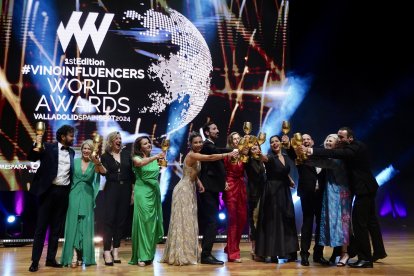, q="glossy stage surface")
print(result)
[1,230,413,275]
